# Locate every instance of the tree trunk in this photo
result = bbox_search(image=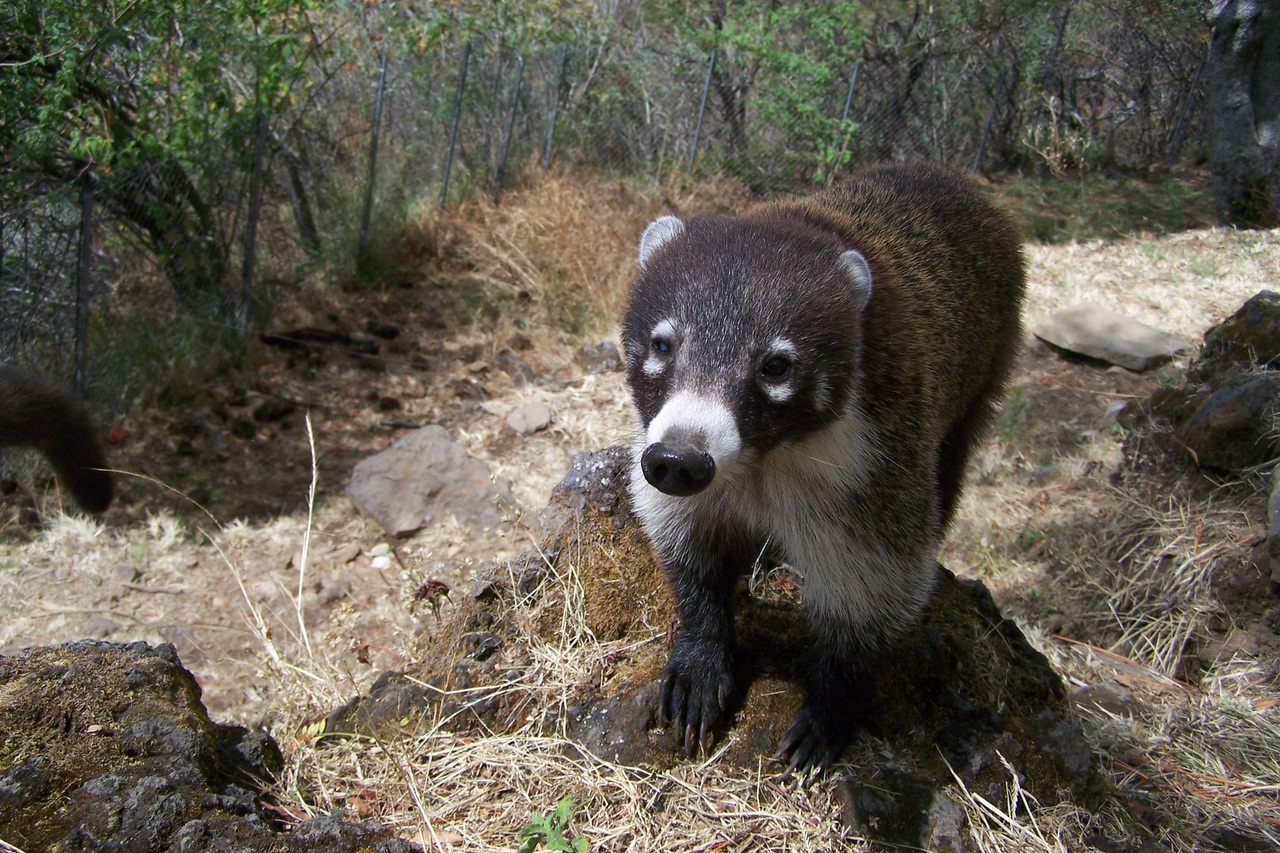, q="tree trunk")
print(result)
[1206,0,1280,228]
